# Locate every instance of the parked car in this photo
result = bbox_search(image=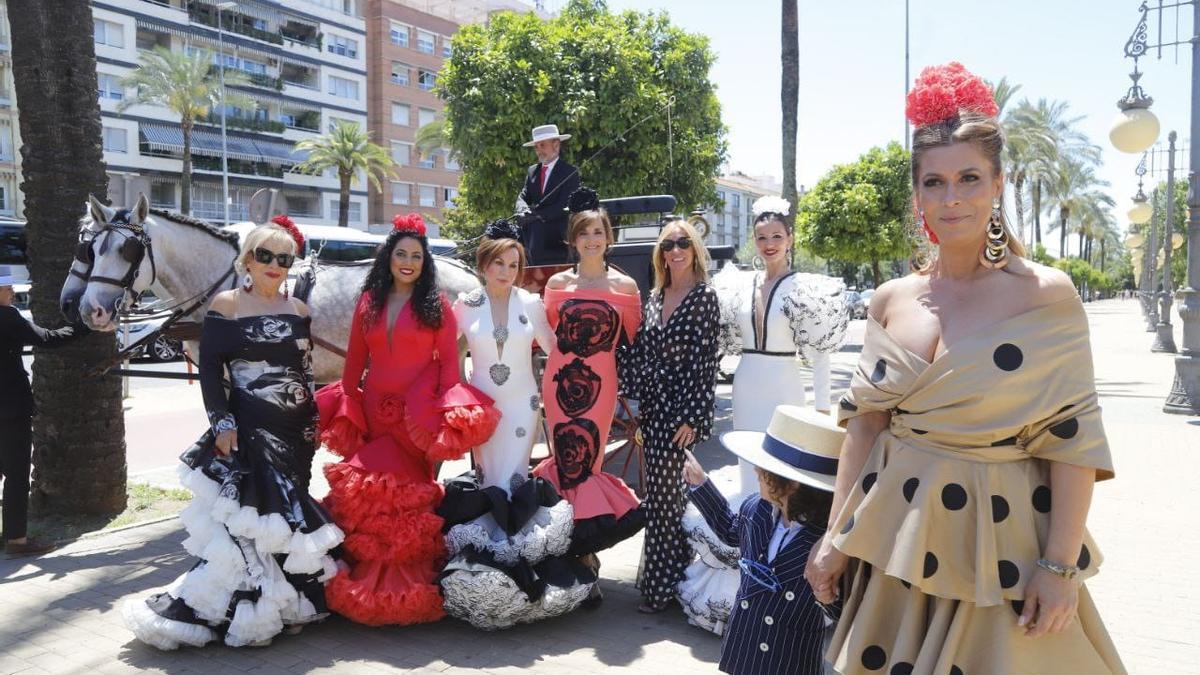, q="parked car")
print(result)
[12,282,31,323]
[860,288,876,314]
[845,290,867,320]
